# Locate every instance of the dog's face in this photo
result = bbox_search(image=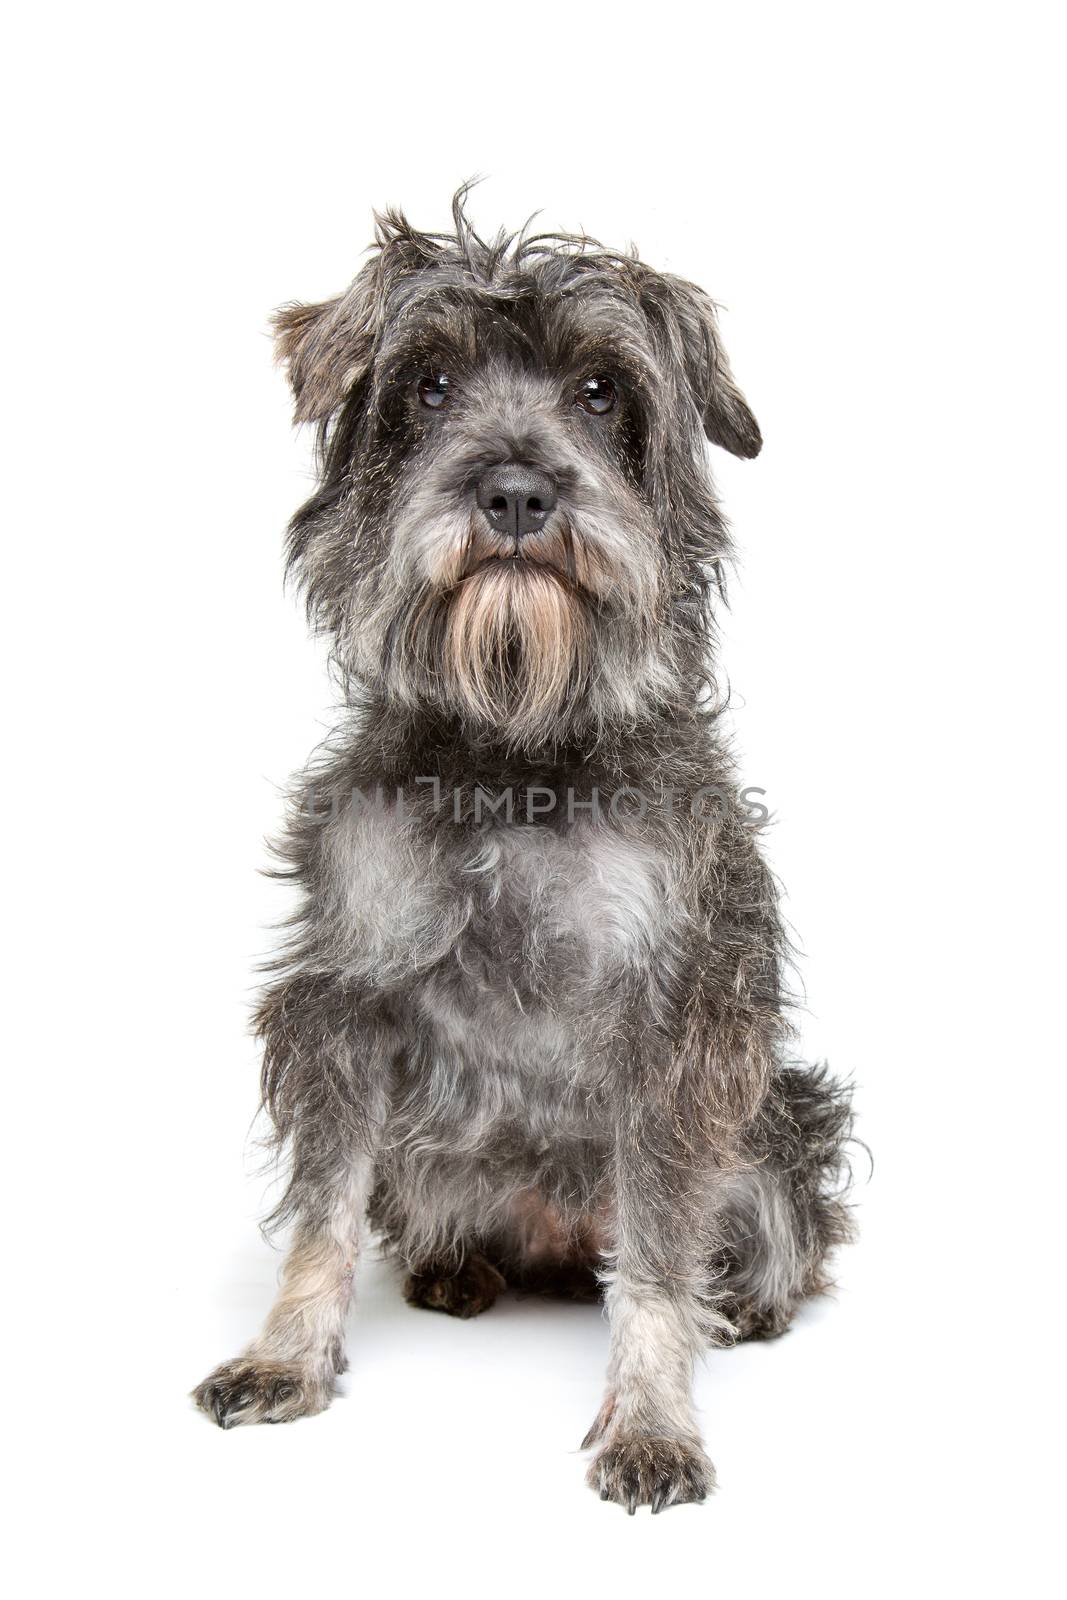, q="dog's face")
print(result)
[276,201,760,749]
